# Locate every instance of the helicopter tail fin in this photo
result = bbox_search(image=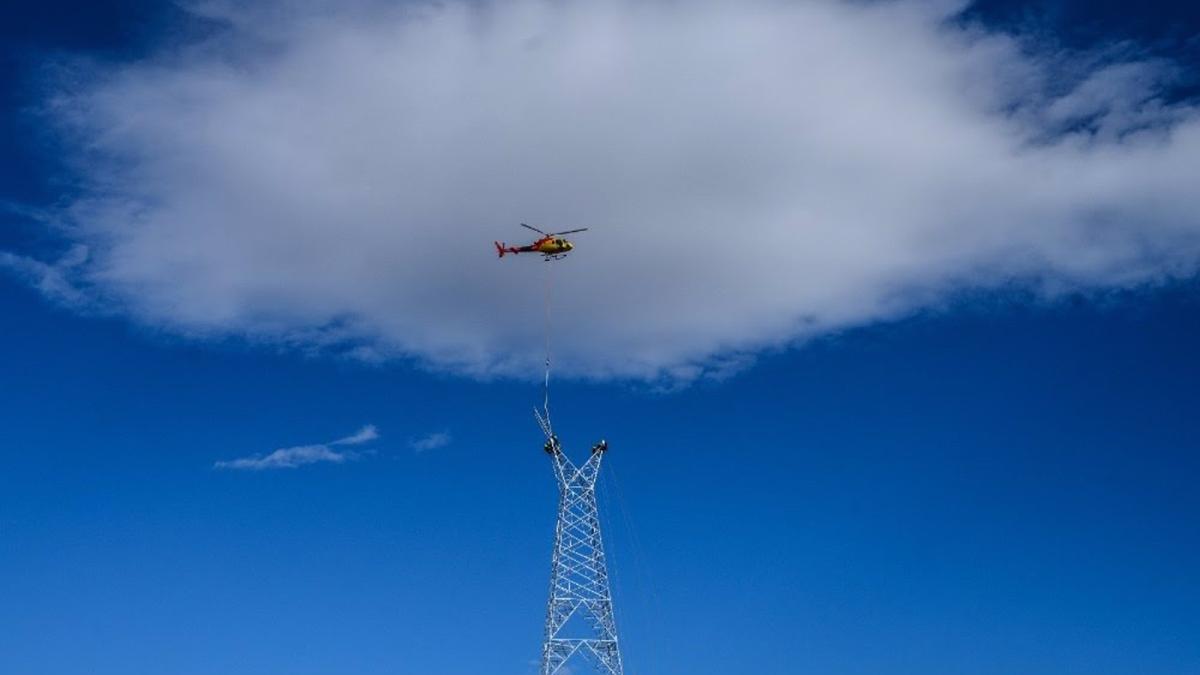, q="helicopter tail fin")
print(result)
[495,241,506,258]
